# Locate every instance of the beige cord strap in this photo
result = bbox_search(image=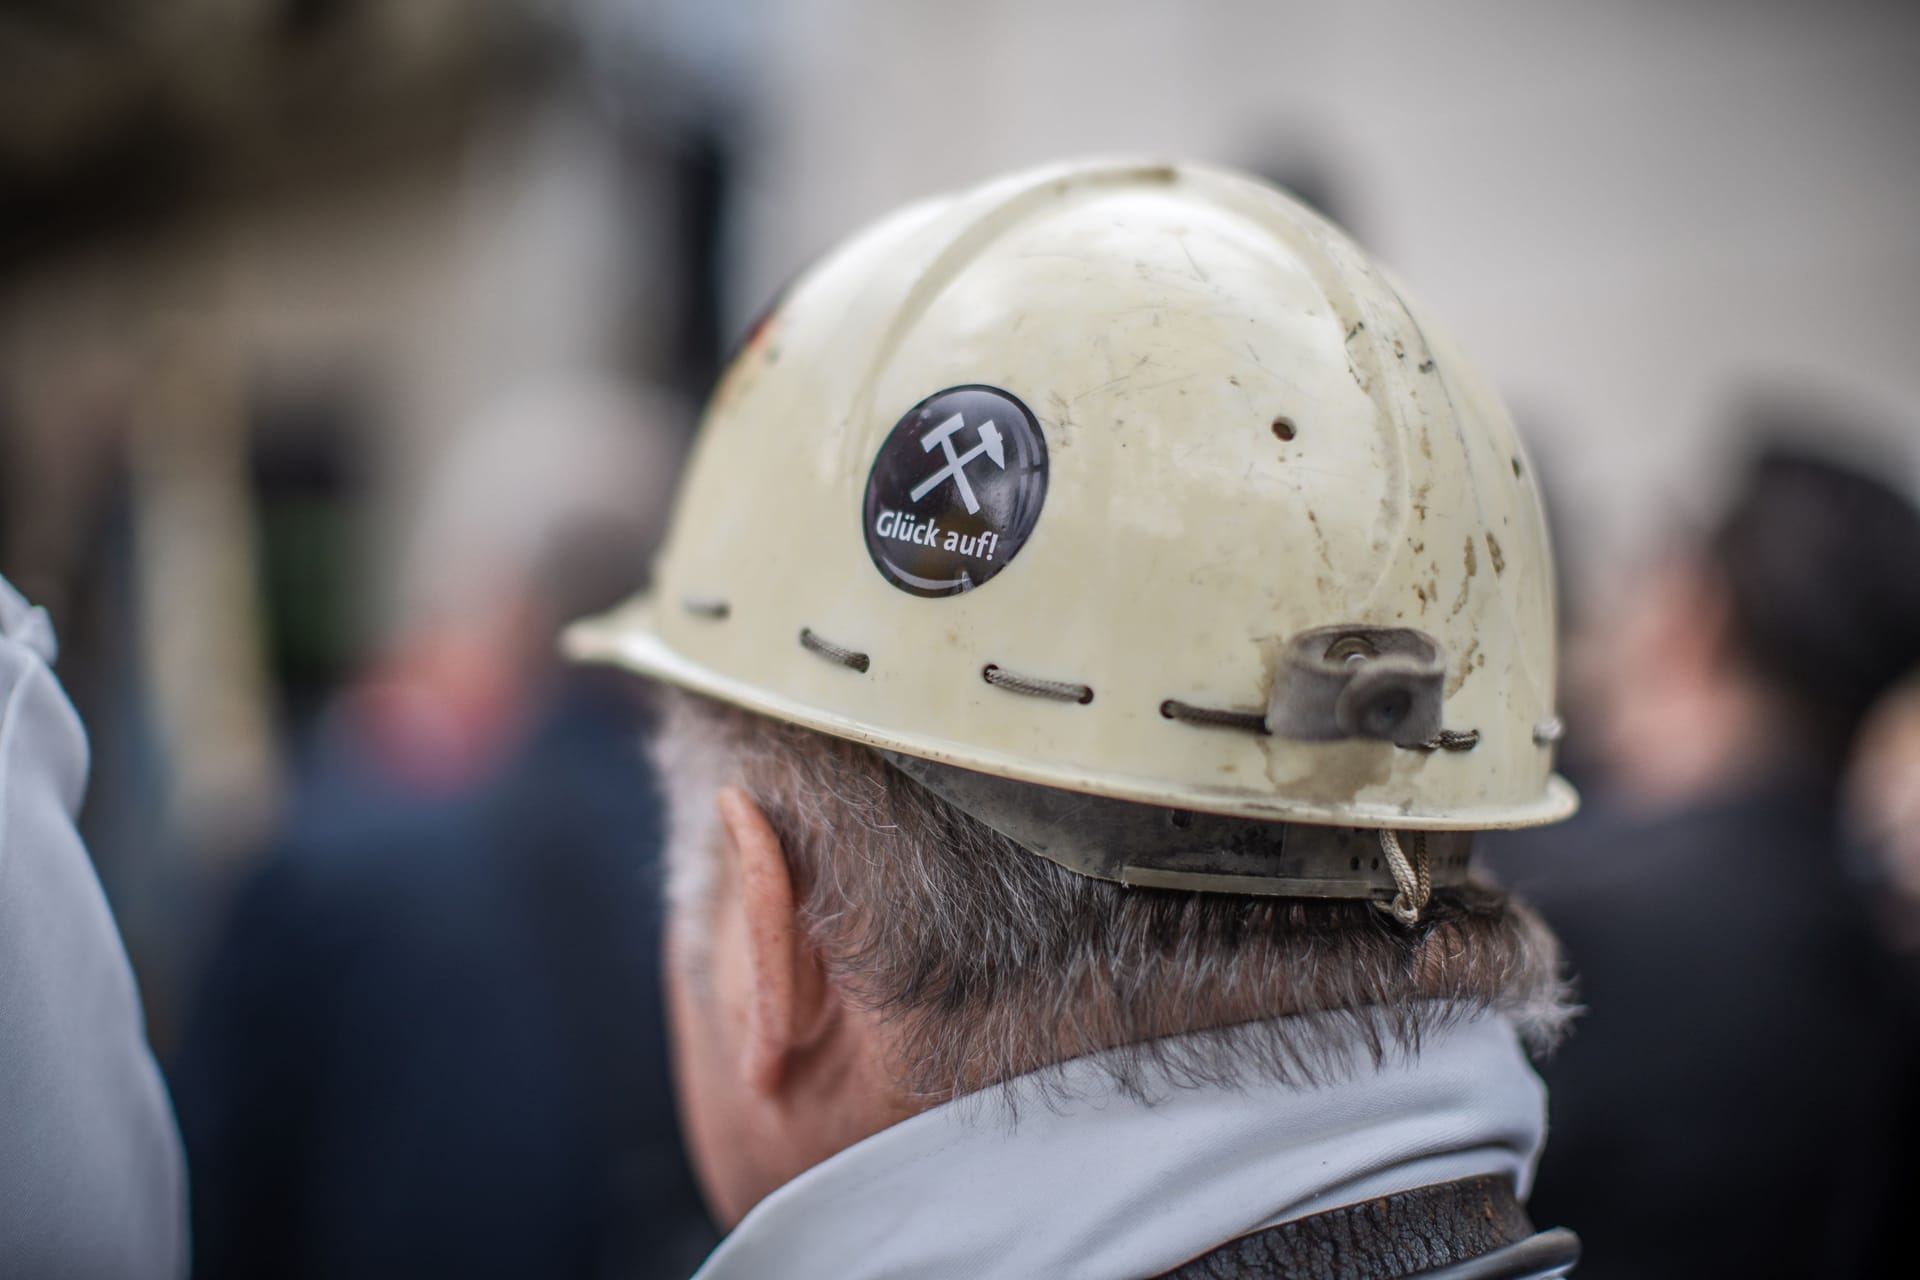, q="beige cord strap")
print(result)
[1374,829,1433,926]
[798,627,870,673]
[1159,698,1270,733]
[981,663,1094,704]
[1405,728,1480,752]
